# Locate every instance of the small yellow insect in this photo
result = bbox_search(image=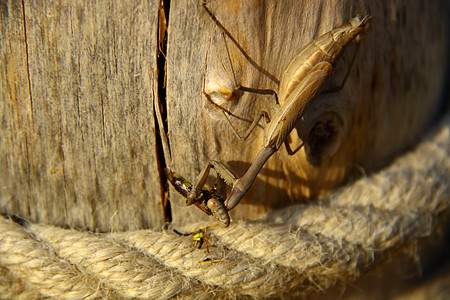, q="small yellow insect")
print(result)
[173,225,217,253]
